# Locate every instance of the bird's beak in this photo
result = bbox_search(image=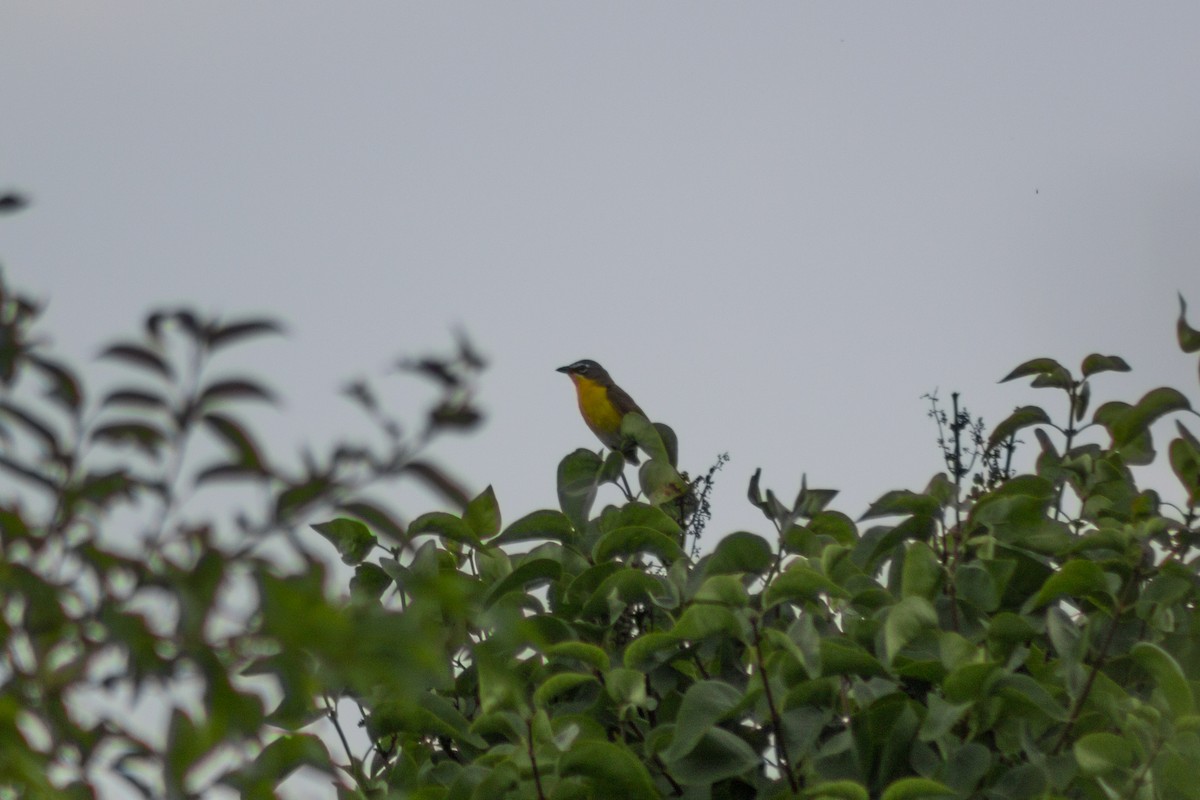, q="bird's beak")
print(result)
[555,365,572,374]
